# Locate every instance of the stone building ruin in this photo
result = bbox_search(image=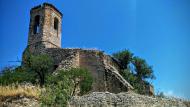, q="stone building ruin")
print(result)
[23,3,134,93]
